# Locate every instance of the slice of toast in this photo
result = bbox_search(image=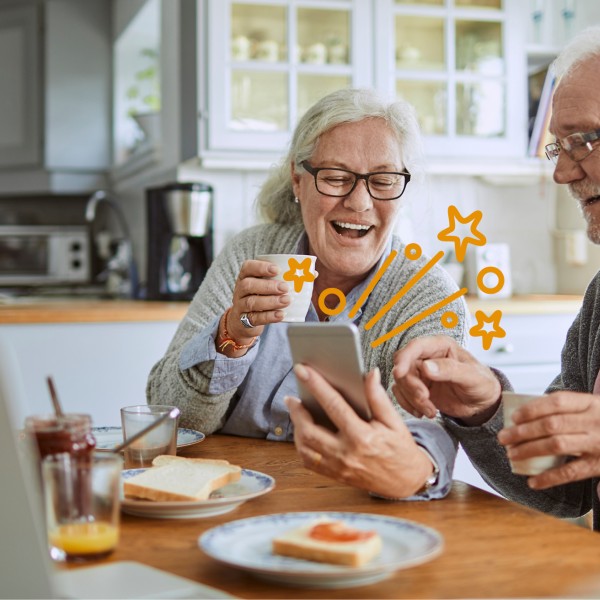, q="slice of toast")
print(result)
[272,519,382,567]
[123,456,242,502]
